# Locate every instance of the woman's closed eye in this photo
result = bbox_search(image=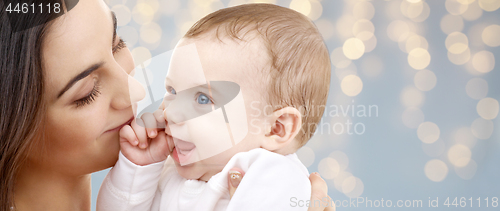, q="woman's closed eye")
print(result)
[196,92,214,105]
[75,80,101,108]
[112,38,126,54]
